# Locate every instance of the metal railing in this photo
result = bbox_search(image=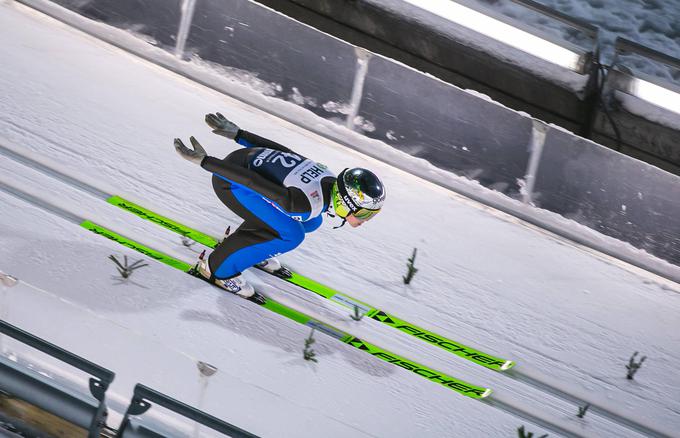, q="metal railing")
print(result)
[509,0,598,39]
[117,383,260,438]
[0,319,115,437]
[614,37,680,71]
